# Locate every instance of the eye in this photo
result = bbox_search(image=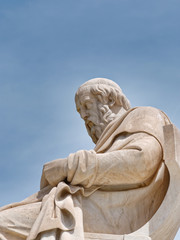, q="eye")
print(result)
[85,102,92,110]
